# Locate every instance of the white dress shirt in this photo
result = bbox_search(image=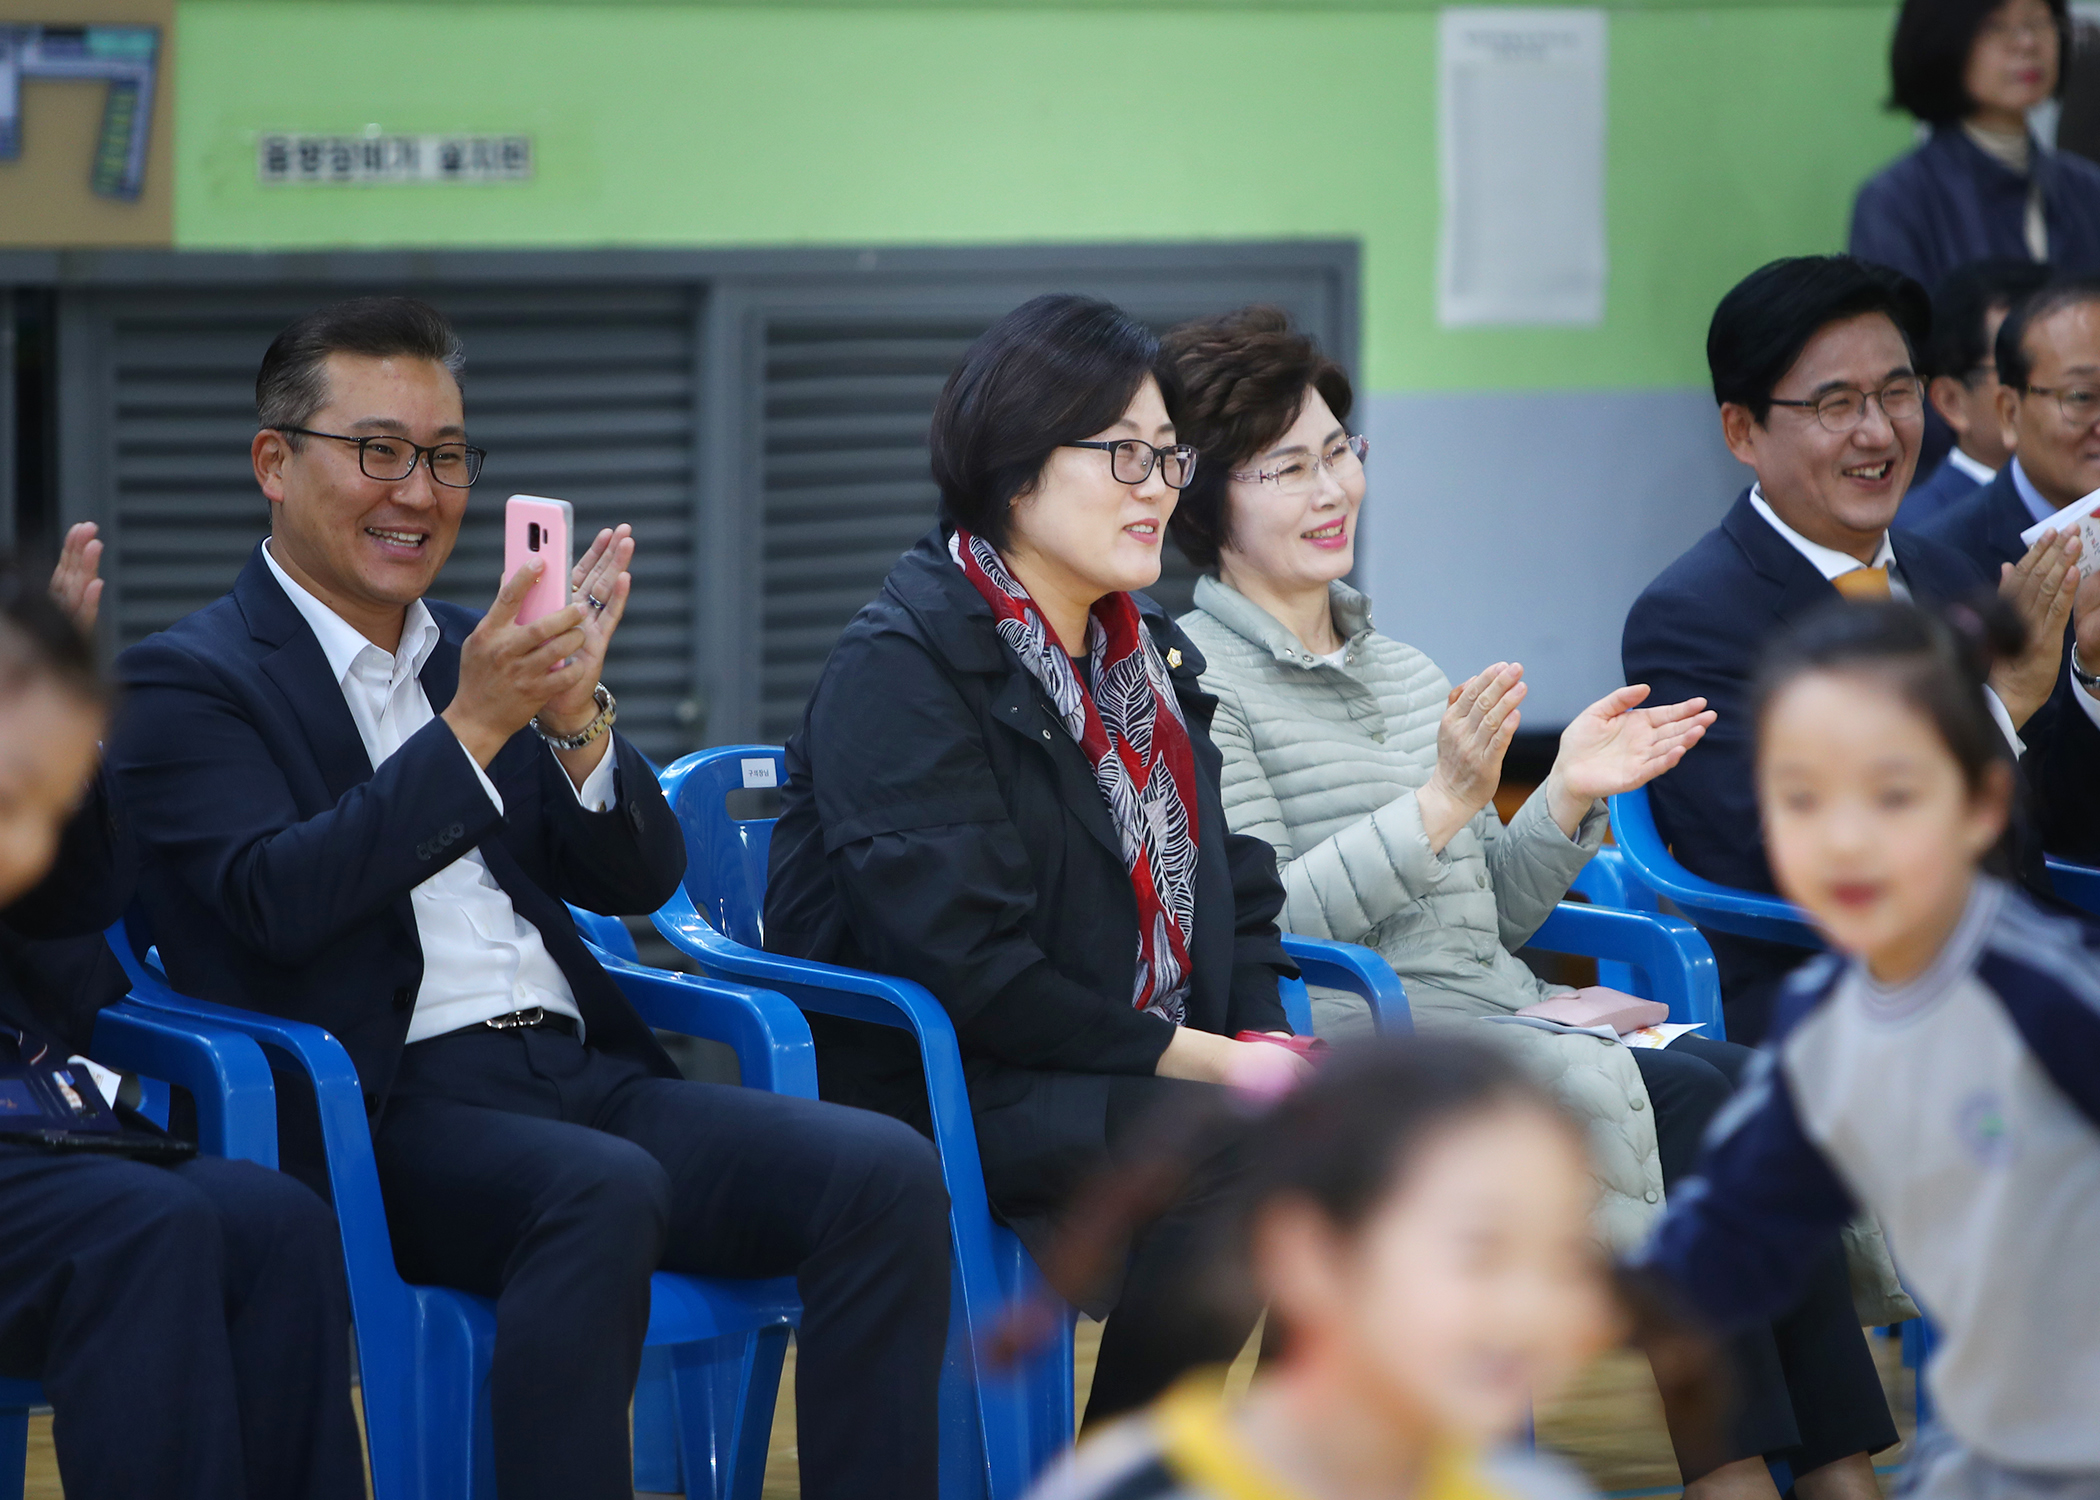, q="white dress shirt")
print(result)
[1944,447,1997,488]
[1748,487,2026,753]
[262,541,616,1043]
[2004,461,2100,733]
